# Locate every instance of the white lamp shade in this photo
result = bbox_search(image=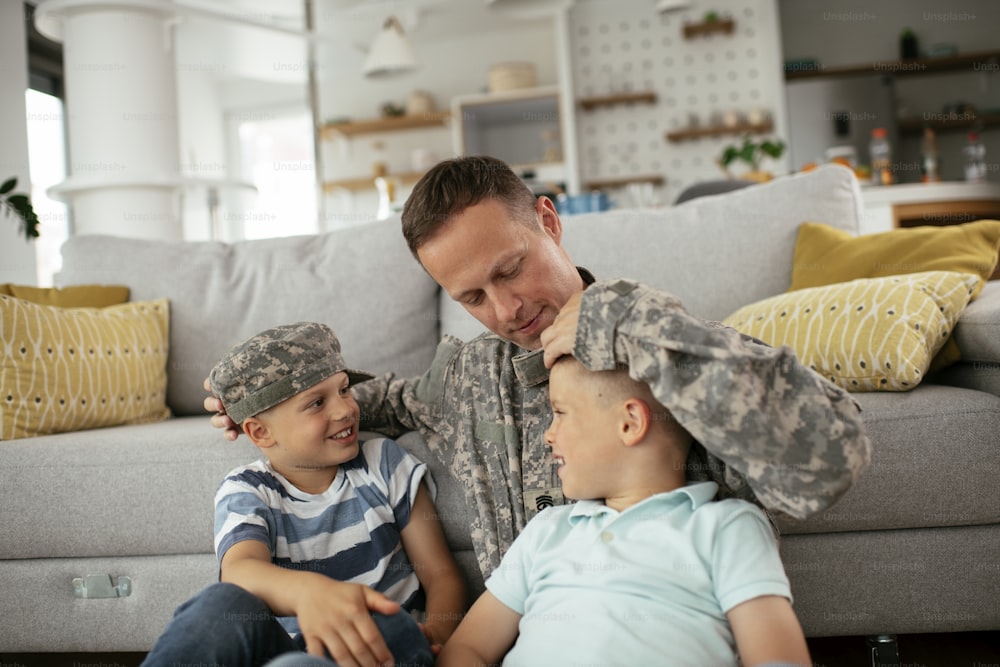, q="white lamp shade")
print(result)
[363,16,418,78]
